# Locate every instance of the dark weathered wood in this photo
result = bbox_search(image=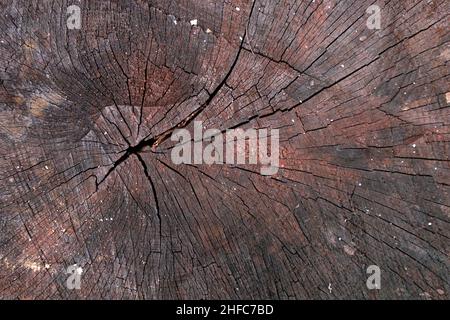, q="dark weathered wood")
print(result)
[0,0,449,299]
